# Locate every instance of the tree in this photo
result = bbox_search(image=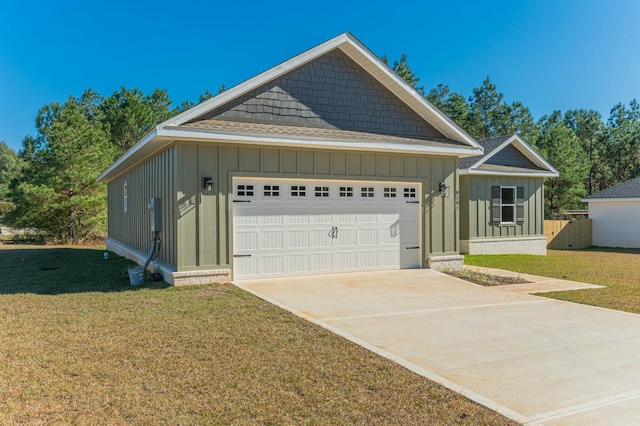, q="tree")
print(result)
[10,95,114,243]
[507,101,538,146]
[382,54,425,94]
[564,109,607,195]
[426,84,471,130]
[101,87,174,156]
[462,78,539,143]
[535,111,588,217]
[0,142,23,202]
[603,100,640,187]
[467,77,513,140]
